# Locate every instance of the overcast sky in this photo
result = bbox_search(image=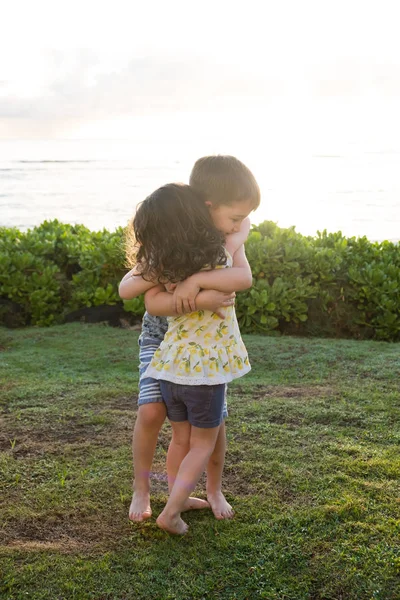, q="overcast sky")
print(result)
[1,0,399,140]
